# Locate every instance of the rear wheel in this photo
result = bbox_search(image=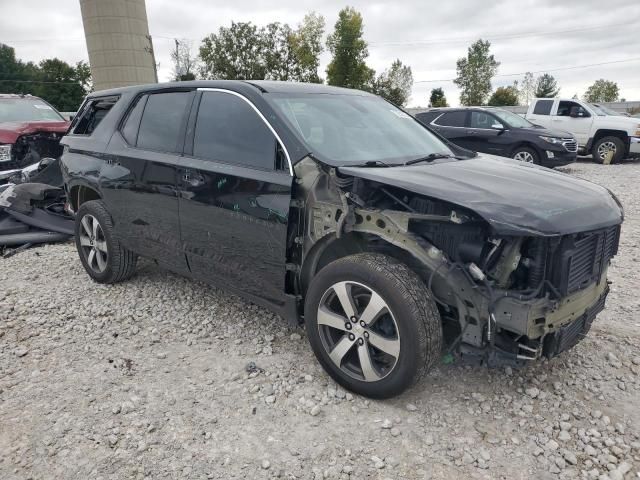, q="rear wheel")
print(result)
[592,136,625,164]
[511,146,539,164]
[75,200,137,283]
[304,253,442,399]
